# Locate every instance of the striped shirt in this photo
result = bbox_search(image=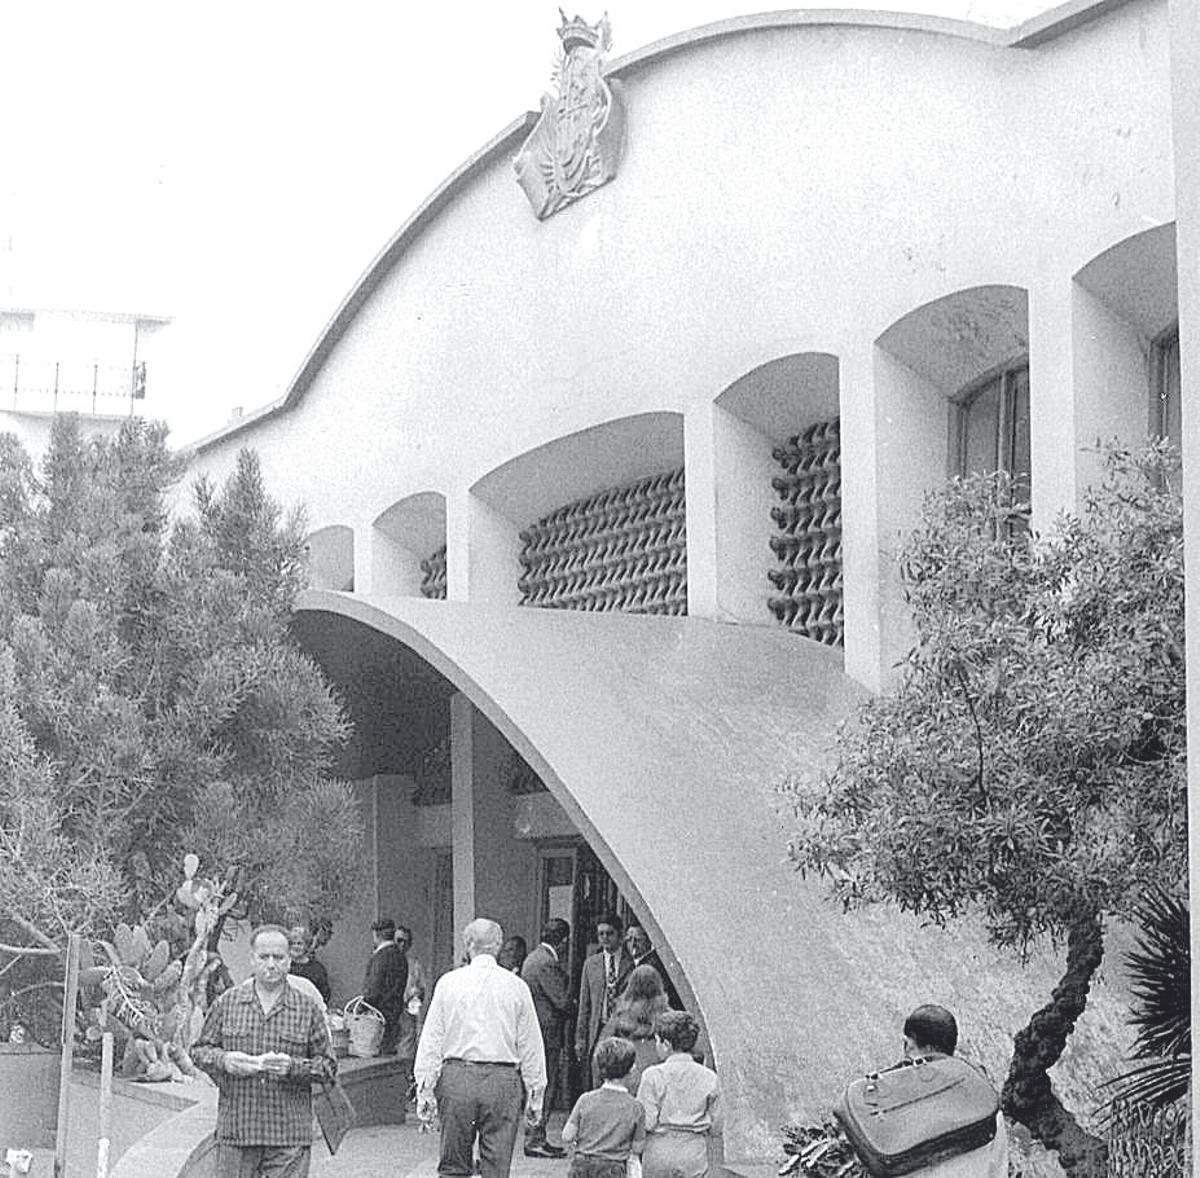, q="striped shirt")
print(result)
[192,978,337,1146]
